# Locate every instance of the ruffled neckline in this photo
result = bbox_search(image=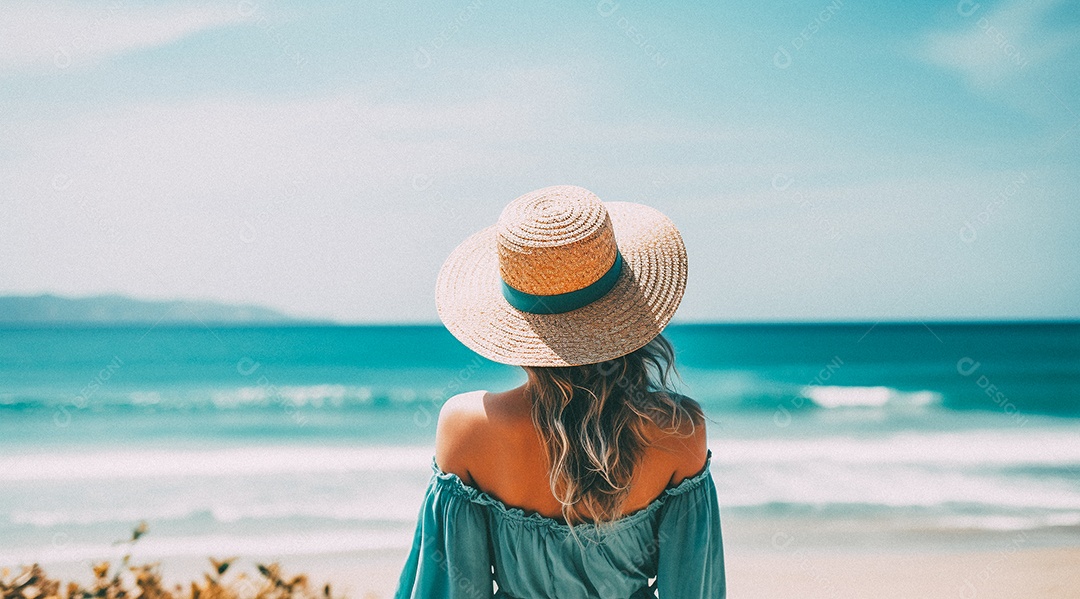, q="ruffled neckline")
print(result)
[430,450,713,533]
